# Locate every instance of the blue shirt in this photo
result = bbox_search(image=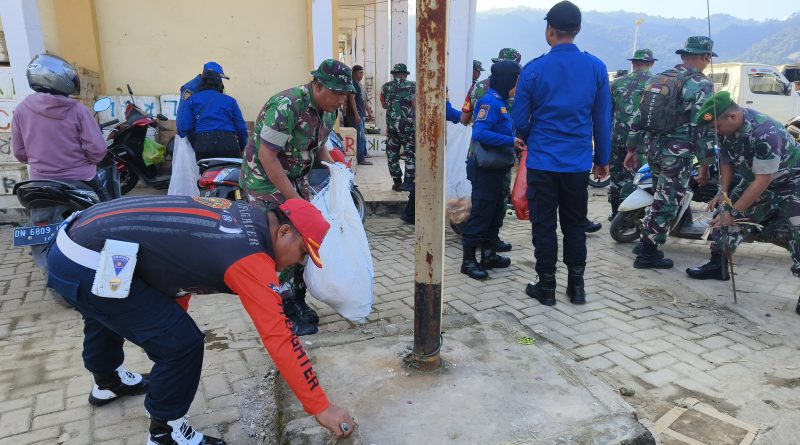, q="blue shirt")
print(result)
[512,43,611,173]
[446,100,461,124]
[177,75,202,116]
[472,89,515,147]
[352,81,366,118]
[176,89,248,149]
